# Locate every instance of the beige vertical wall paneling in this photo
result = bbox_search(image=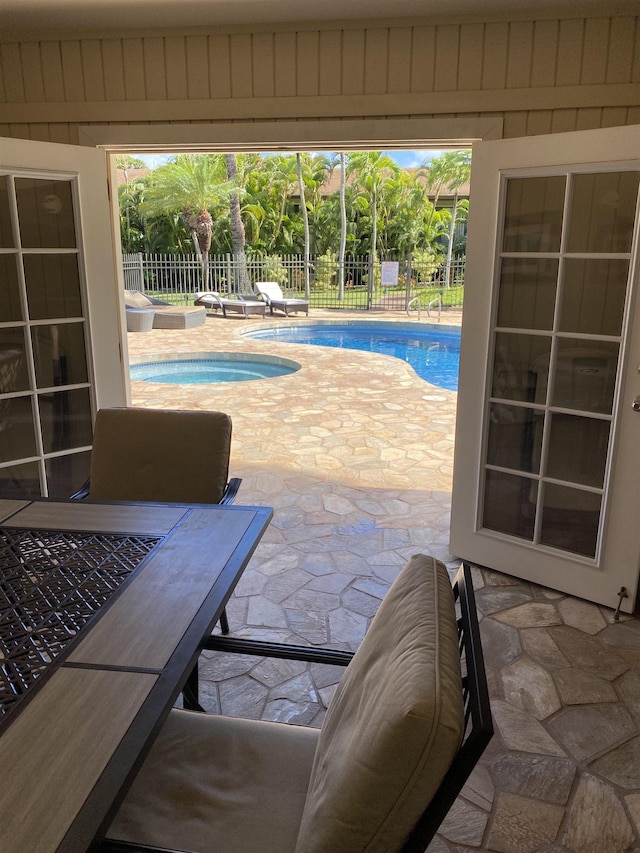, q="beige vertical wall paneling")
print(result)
[607,17,637,83]
[556,19,584,86]
[61,41,85,102]
[21,43,45,104]
[251,32,274,98]
[582,18,610,85]
[81,40,106,102]
[1,43,25,102]
[434,25,460,92]
[209,35,231,99]
[387,27,411,95]
[165,37,188,101]
[122,38,147,101]
[41,42,65,103]
[364,28,389,95]
[143,38,167,101]
[411,26,436,92]
[274,32,296,97]
[186,36,209,100]
[506,21,534,90]
[342,29,366,96]
[102,40,126,101]
[296,30,320,97]
[318,29,342,96]
[482,23,509,90]
[531,19,559,88]
[457,23,484,92]
[229,34,253,99]
[576,106,604,129]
